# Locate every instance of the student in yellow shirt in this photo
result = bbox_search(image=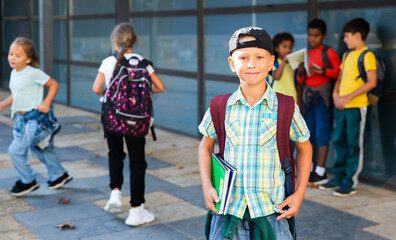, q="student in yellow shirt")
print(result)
[271,32,301,106]
[319,18,377,197]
